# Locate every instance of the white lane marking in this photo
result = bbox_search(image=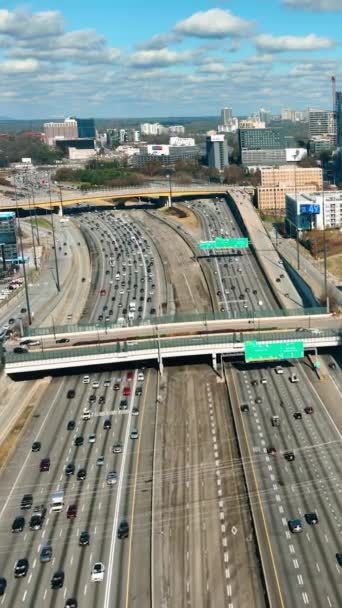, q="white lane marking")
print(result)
[22,590,27,602]
[0,381,65,522]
